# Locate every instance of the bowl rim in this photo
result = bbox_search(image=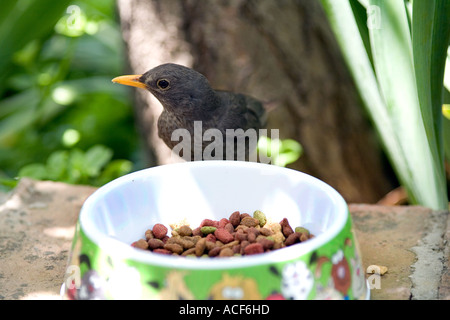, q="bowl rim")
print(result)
[79,161,349,270]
